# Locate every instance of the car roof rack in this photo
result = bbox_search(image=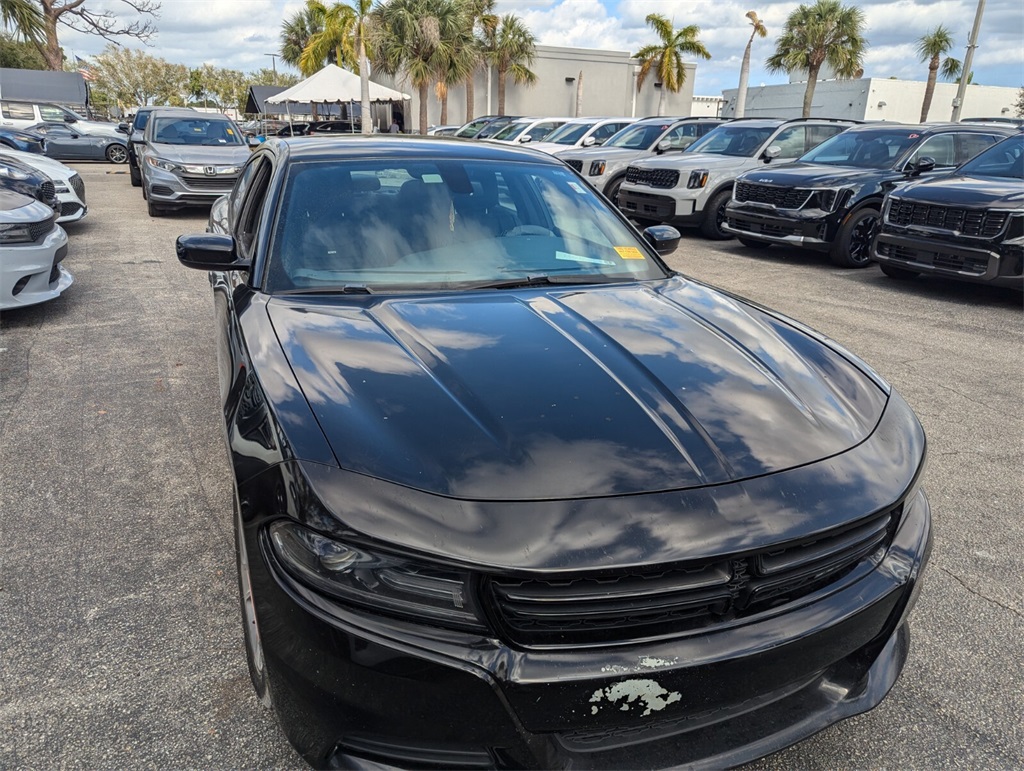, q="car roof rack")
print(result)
[780,116,862,124]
